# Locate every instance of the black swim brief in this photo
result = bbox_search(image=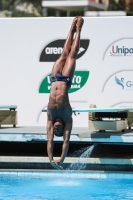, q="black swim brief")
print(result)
[50,73,72,88]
